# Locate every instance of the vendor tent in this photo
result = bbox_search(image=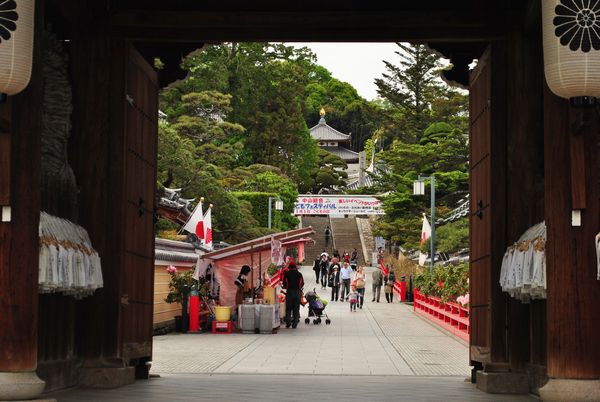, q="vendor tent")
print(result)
[198,227,315,307]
